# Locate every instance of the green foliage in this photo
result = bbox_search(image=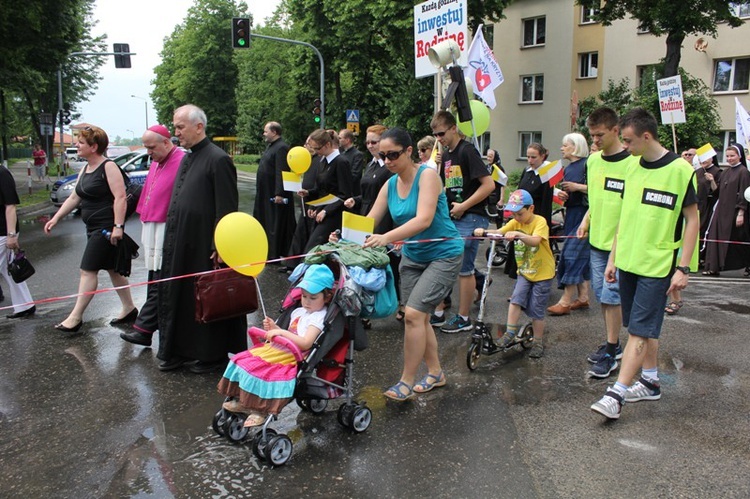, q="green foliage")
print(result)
[576,0,744,76]
[575,65,722,151]
[0,0,105,154]
[232,154,260,165]
[152,0,249,137]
